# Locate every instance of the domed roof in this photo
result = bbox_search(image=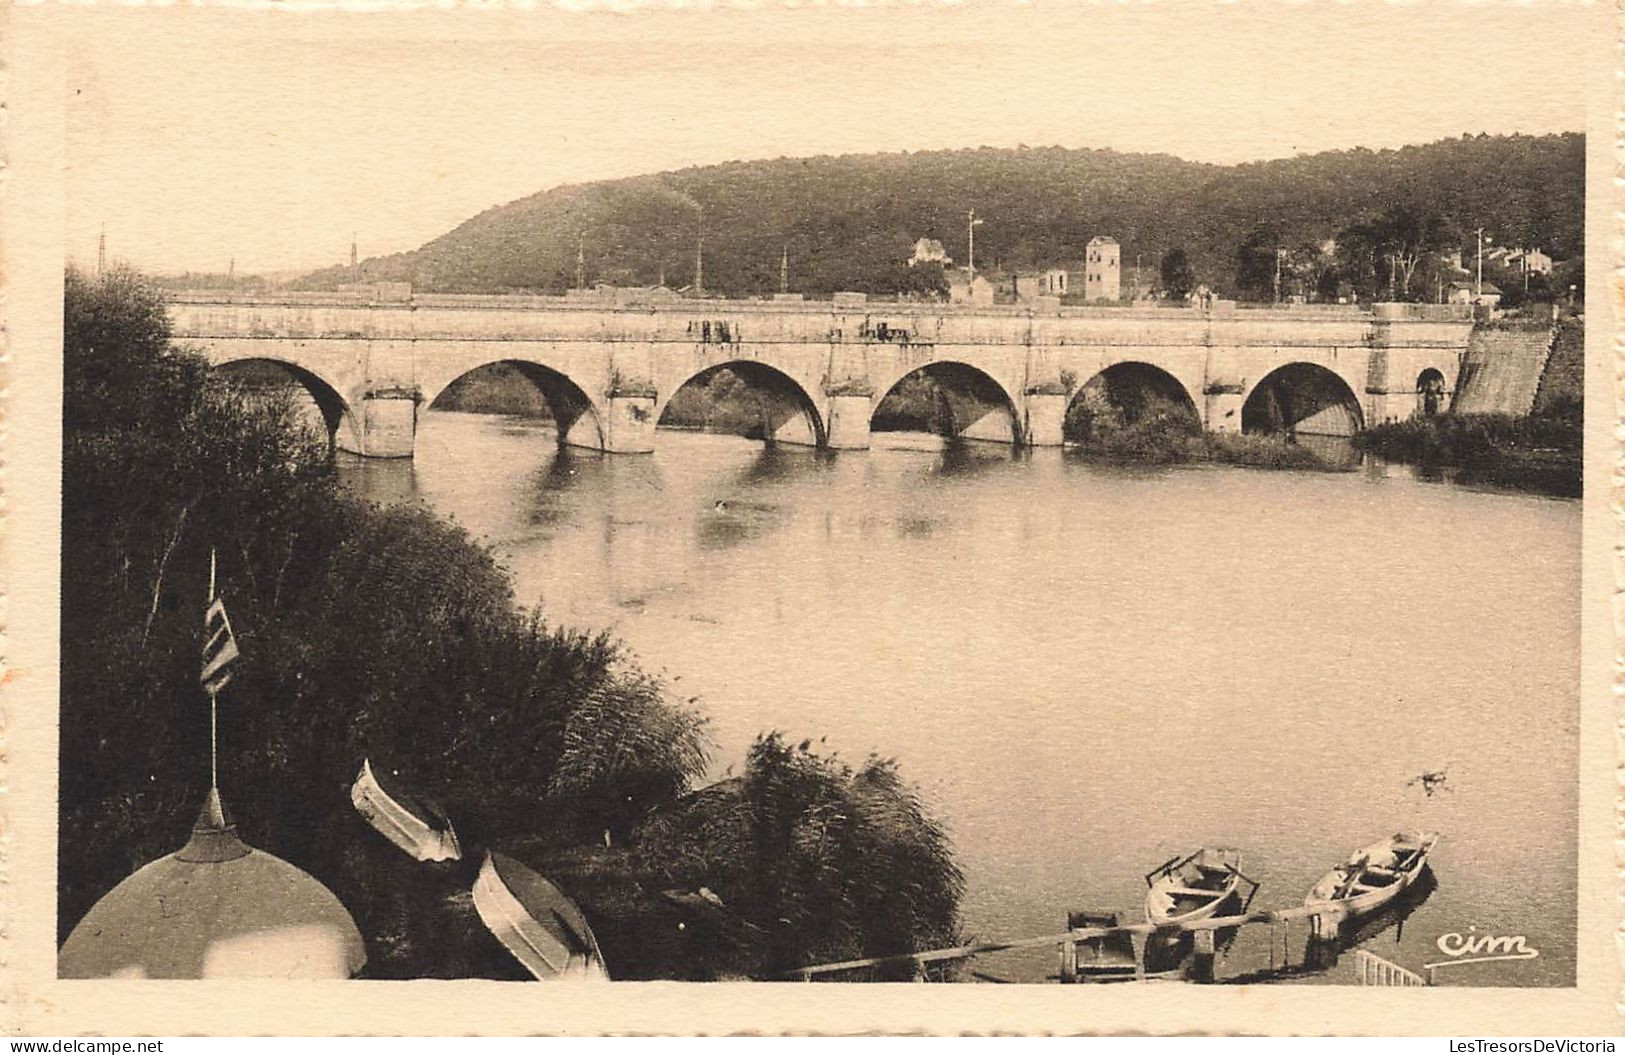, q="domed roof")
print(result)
[59,790,366,979]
